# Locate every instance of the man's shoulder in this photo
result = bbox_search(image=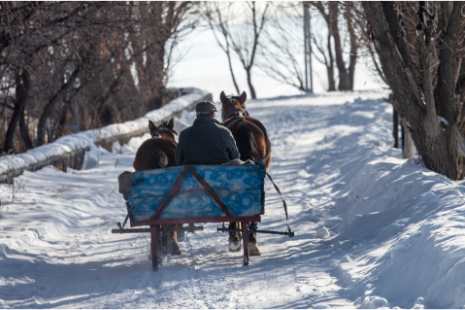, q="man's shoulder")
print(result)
[180,126,192,135]
[215,121,232,134]
[194,117,229,131]
[178,126,192,142]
